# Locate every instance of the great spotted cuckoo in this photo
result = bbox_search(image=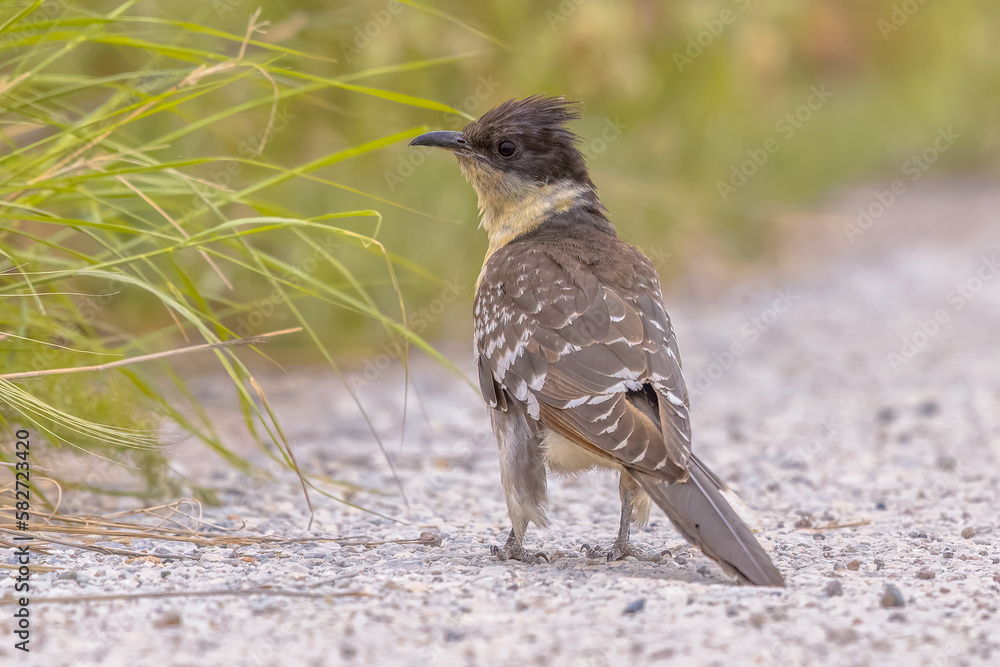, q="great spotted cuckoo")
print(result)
[410,95,784,586]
